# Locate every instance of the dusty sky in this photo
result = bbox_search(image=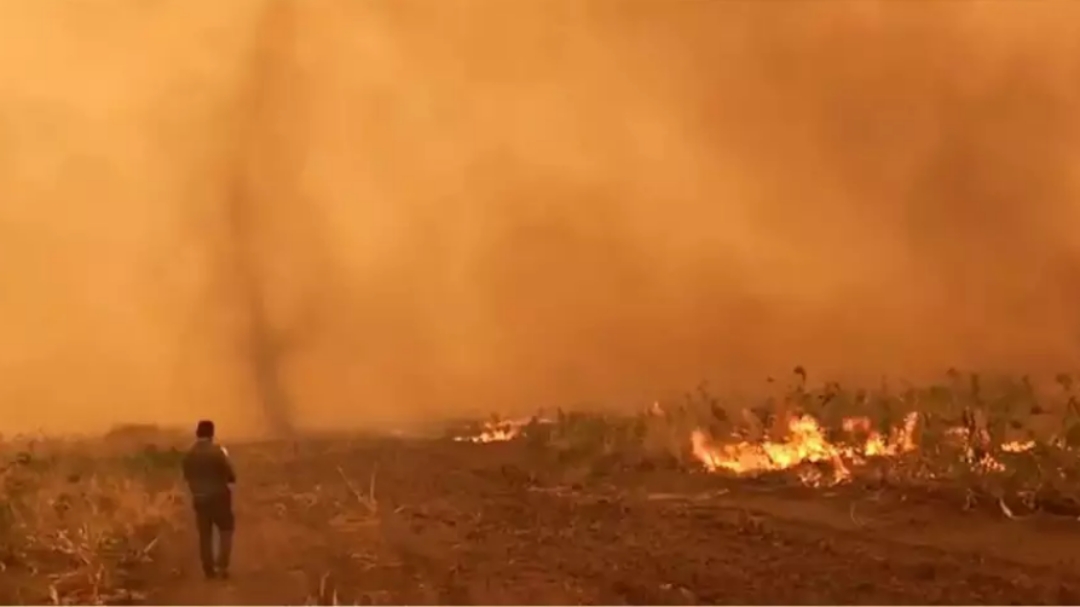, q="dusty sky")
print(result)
[1,0,1079,436]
